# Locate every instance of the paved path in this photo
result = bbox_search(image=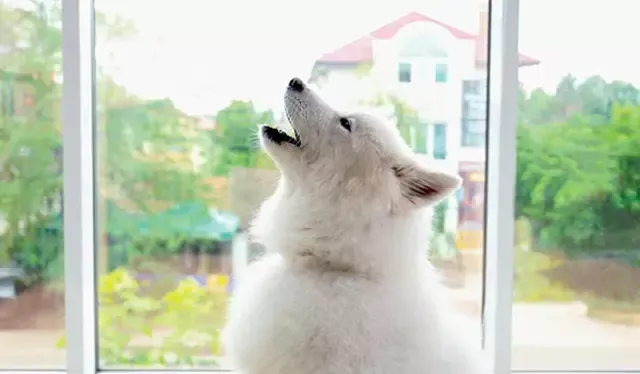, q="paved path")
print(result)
[512,302,640,370]
[446,275,640,370]
[0,330,64,369]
